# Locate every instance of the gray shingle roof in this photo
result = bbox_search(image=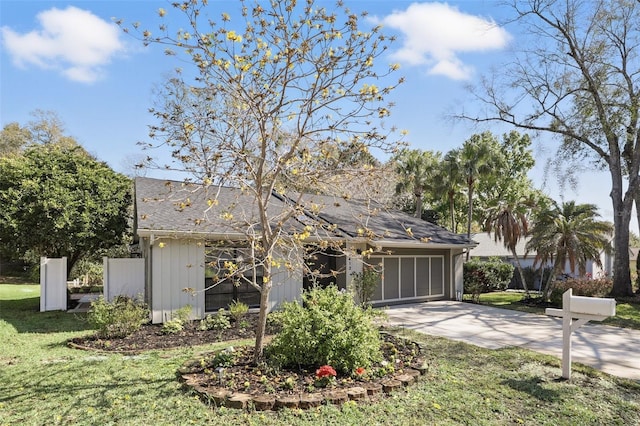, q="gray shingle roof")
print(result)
[135,177,475,247]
